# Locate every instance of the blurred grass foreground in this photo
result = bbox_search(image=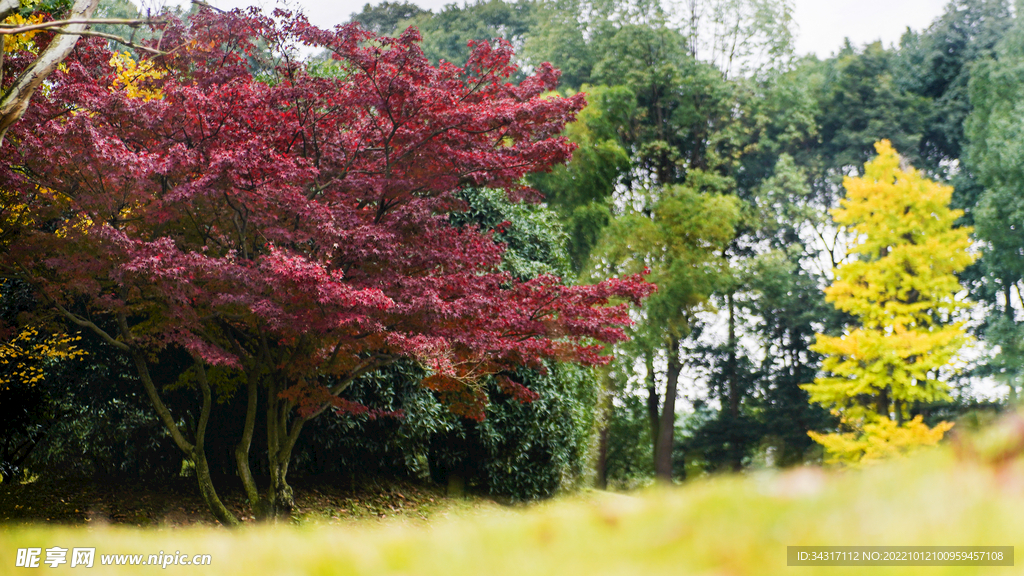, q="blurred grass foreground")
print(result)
[4,416,1024,576]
